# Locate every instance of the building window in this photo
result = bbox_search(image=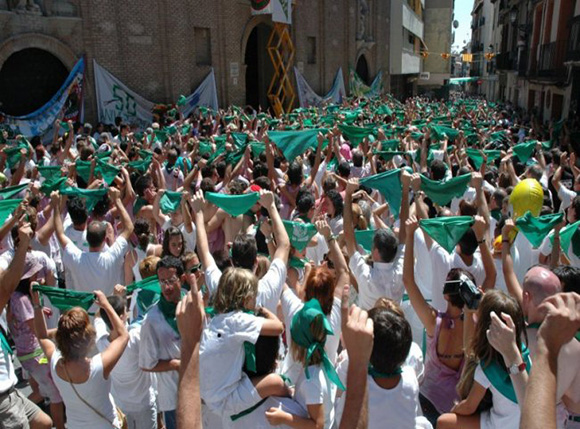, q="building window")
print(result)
[307,37,316,64]
[195,27,211,66]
